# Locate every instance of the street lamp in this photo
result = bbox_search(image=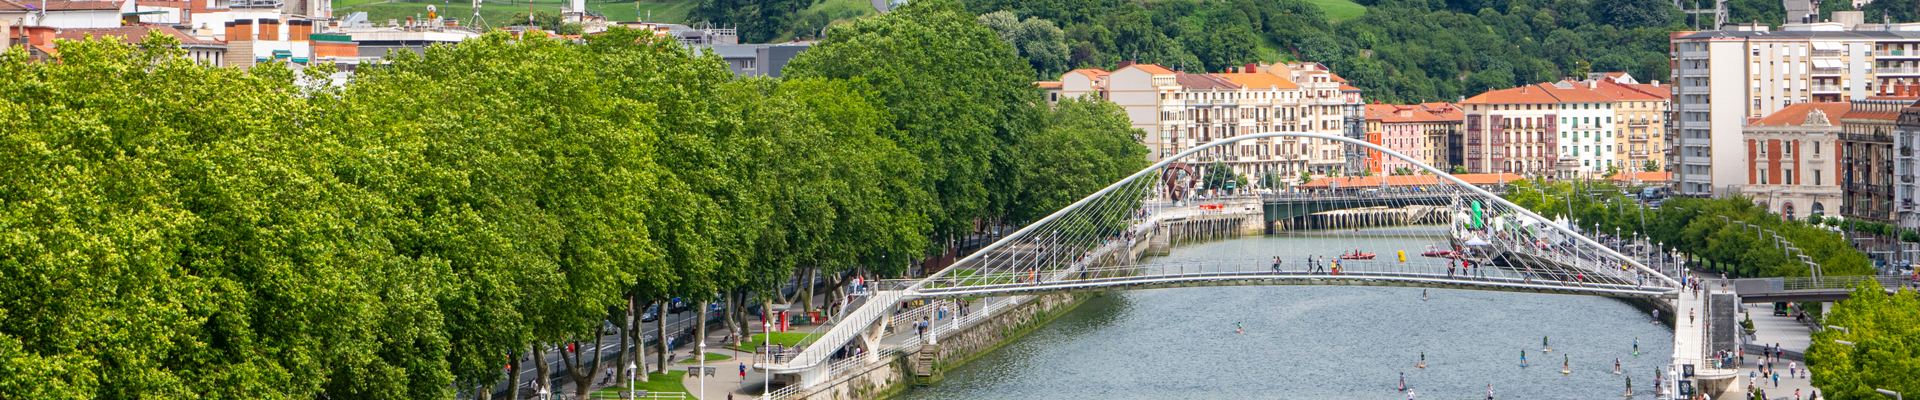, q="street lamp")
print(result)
[627,361,637,400]
[1877,388,1903,400]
